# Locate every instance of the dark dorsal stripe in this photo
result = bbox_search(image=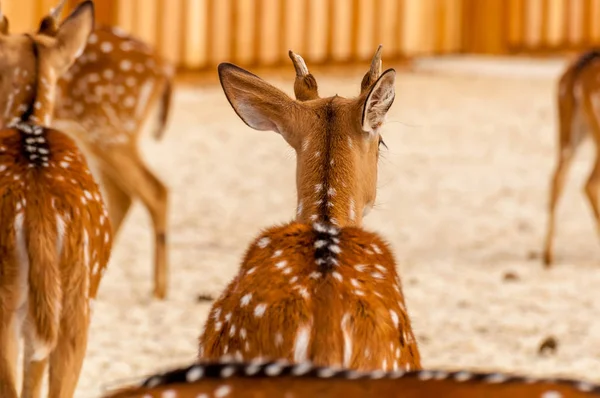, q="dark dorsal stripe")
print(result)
[573,49,600,77]
[130,360,600,394]
[312,100,341,273]
[20,34,40,123]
